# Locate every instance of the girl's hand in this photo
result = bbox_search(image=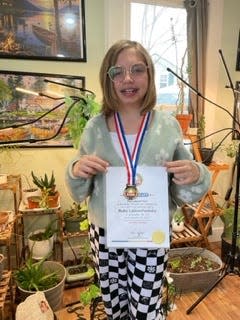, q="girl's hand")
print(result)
[165,160,200,185]
[72,155,109,178]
